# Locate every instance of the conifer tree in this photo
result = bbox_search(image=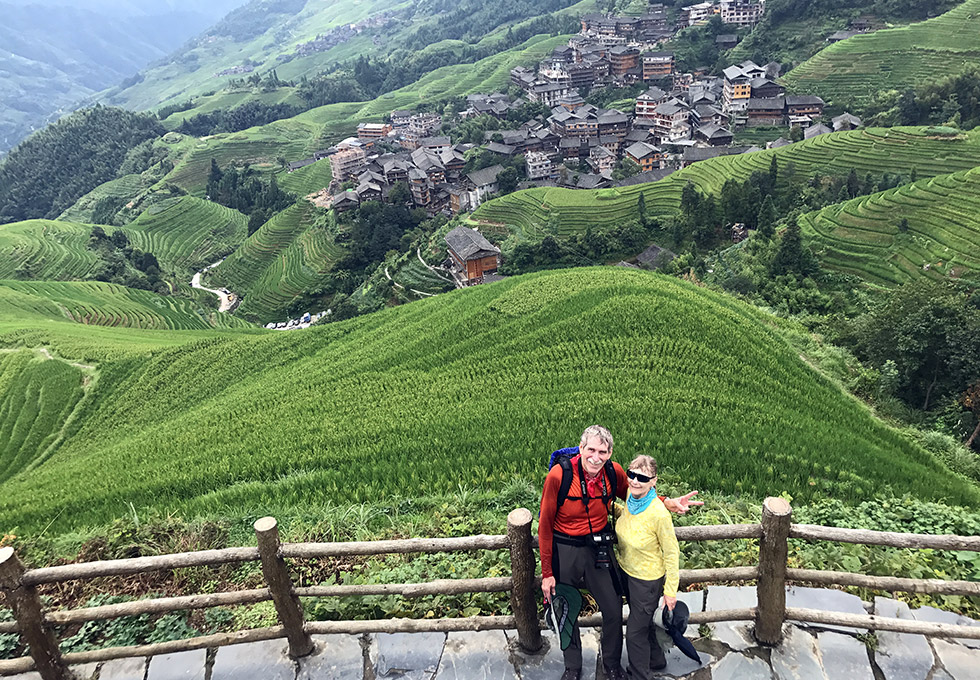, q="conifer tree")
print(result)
[757,194,776,239]
[770,218,803,276]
